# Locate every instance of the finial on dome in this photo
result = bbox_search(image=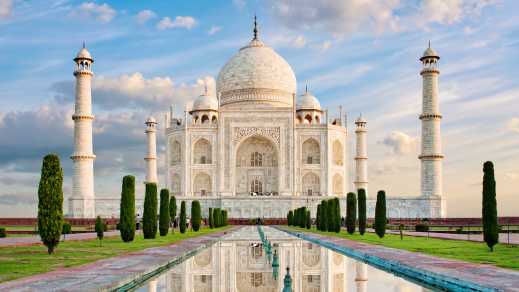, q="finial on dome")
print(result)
[428,40,430,48]
[204,82,208,95]
[305,84,308,93]
[83,41,86,49]
[253,14,258,40]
